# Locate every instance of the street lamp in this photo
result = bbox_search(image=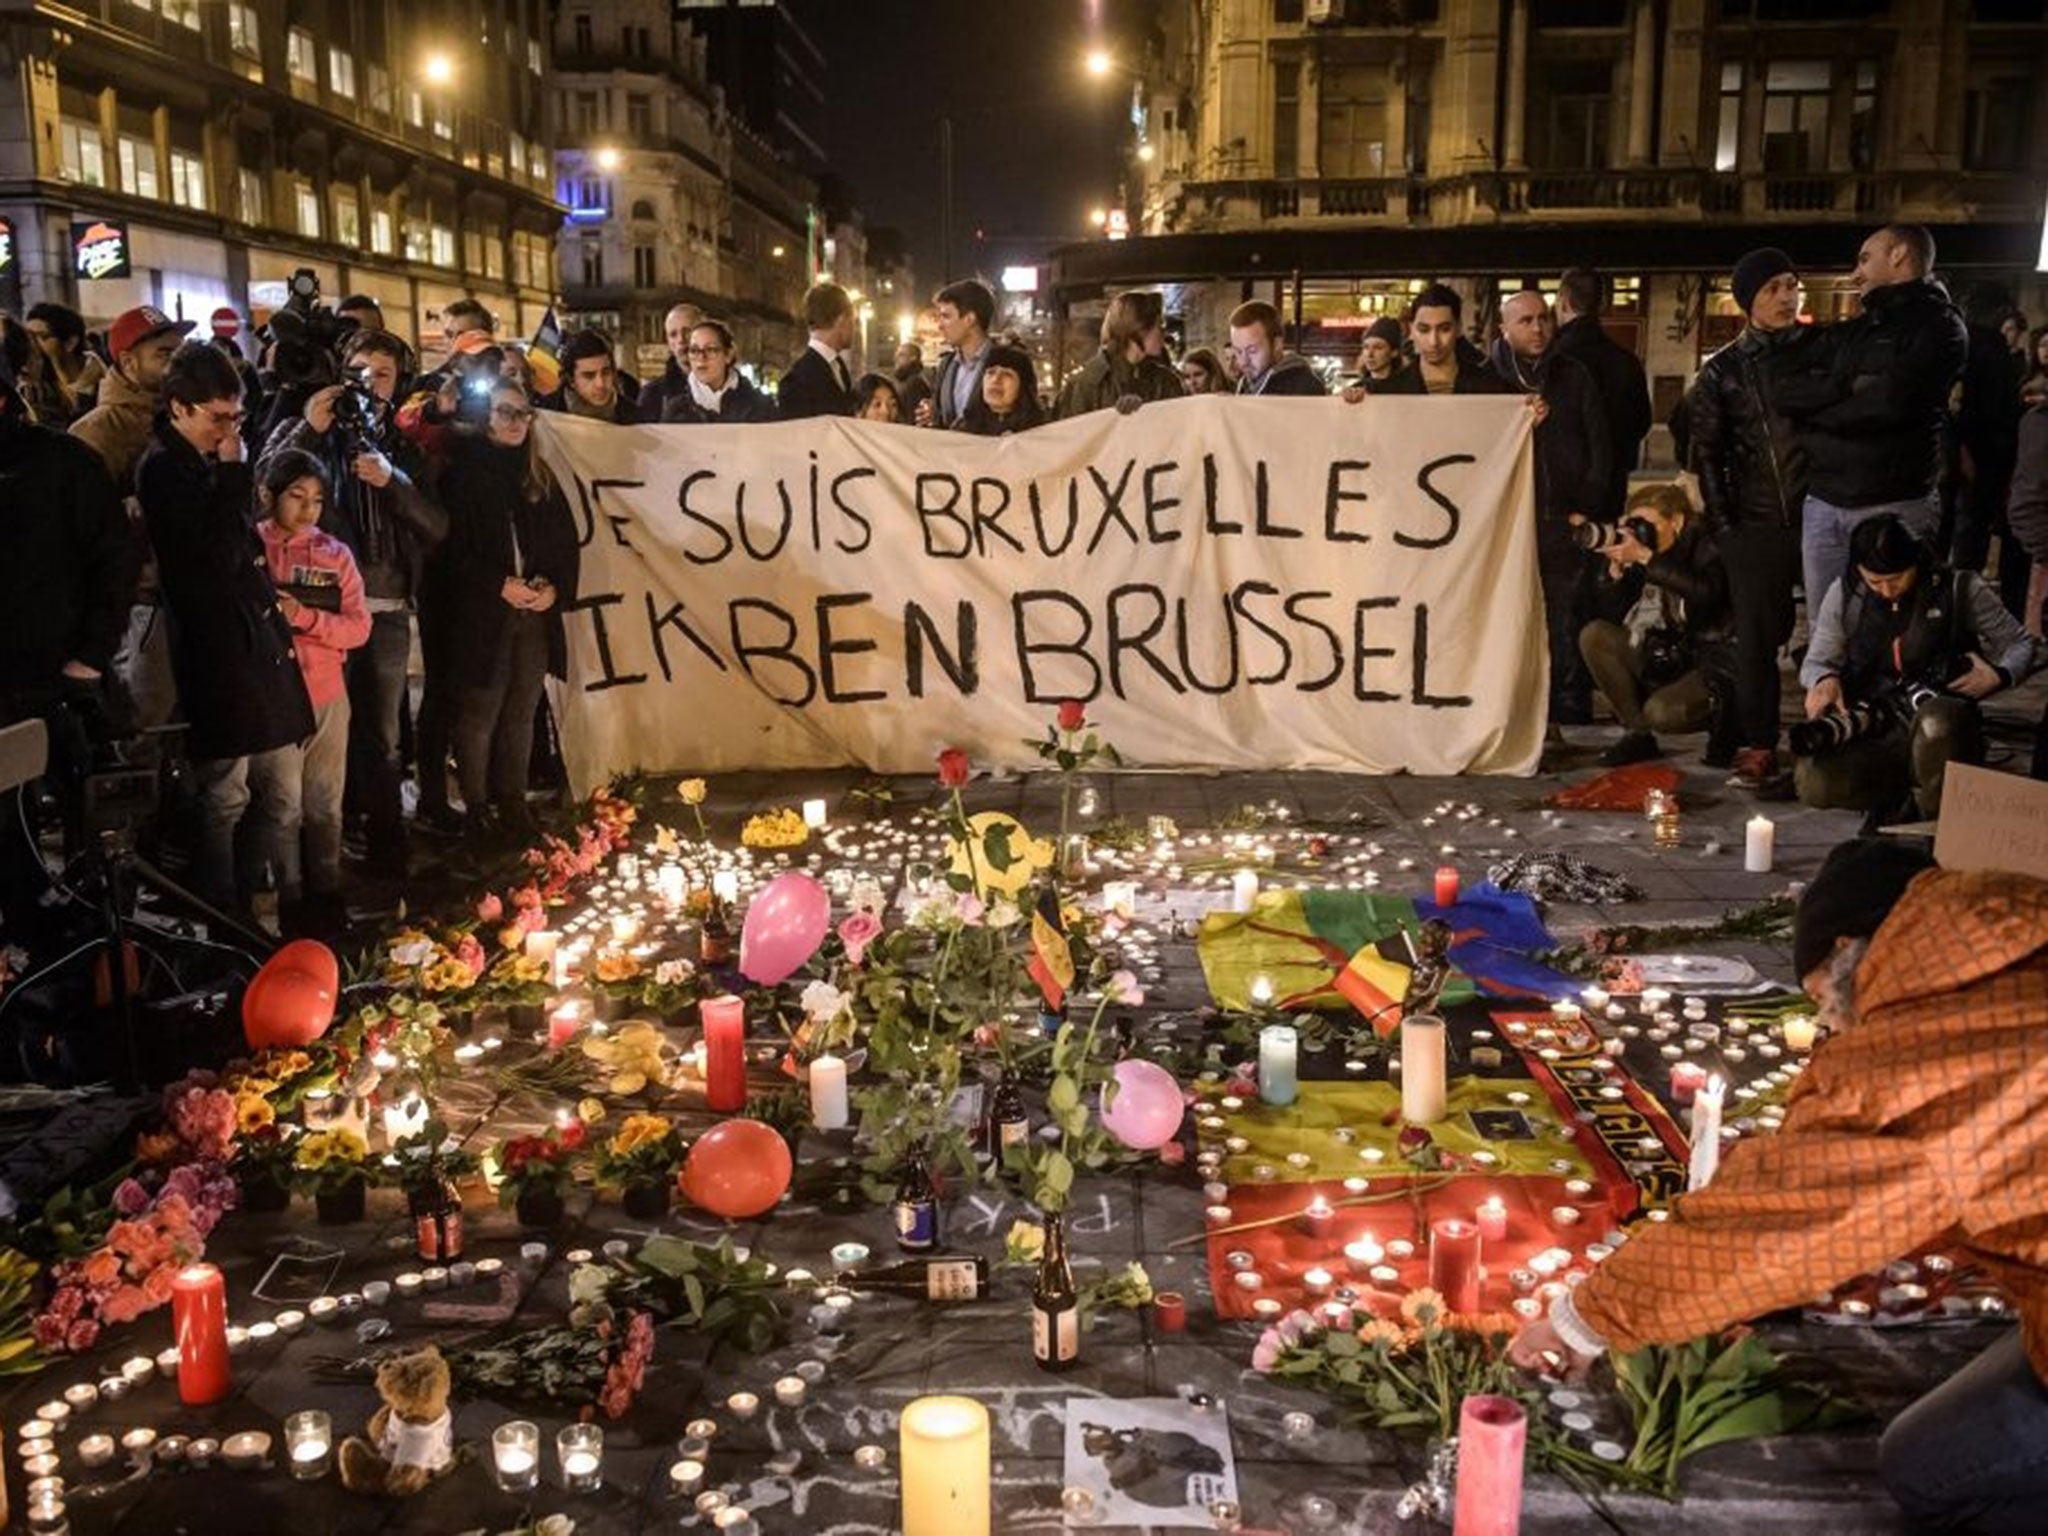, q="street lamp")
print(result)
[594,146,621,172]
[422,51,453,86]
[1085,47,1113,78]
[1136,142,1155,163]
[1088,206,1109,228]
